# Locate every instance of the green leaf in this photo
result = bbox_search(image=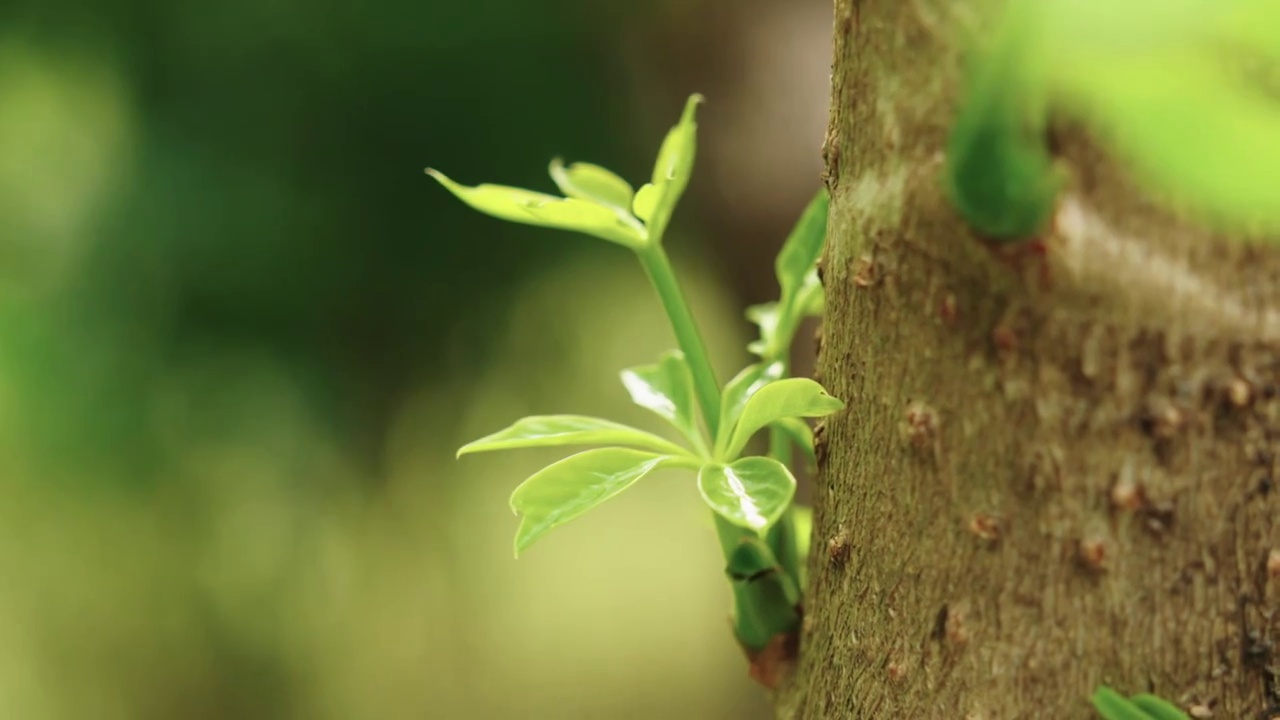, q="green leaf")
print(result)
[697,456,796,532]
[725,535,801,651]
[1091,687,1157,720]
[548,158,635,211]
[510,448,680,556]
[774,189,829,309]
[716,362,786,452]
[619,351,704,452]
[457,415,689,458]
[642,94,703,239]
[1129,695,1189,720]
[745,302,781,357]
[771,417,816,470]
[721,378,843,460]
[791,505,813,566]
[427,169,645,247]
[632,183,659,222]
